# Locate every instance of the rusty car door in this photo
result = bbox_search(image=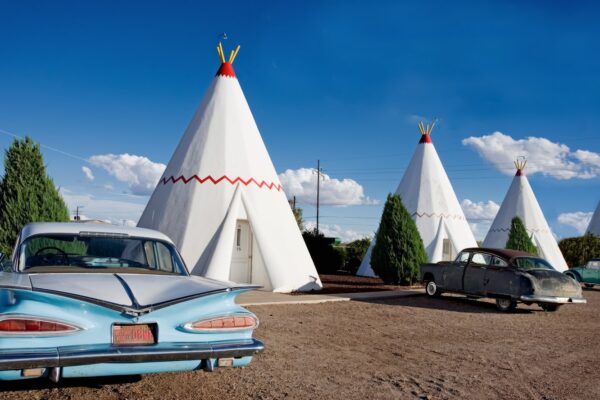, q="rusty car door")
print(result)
[463,252,491,295]
[484,256,518,296]
[442,251,471,292]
